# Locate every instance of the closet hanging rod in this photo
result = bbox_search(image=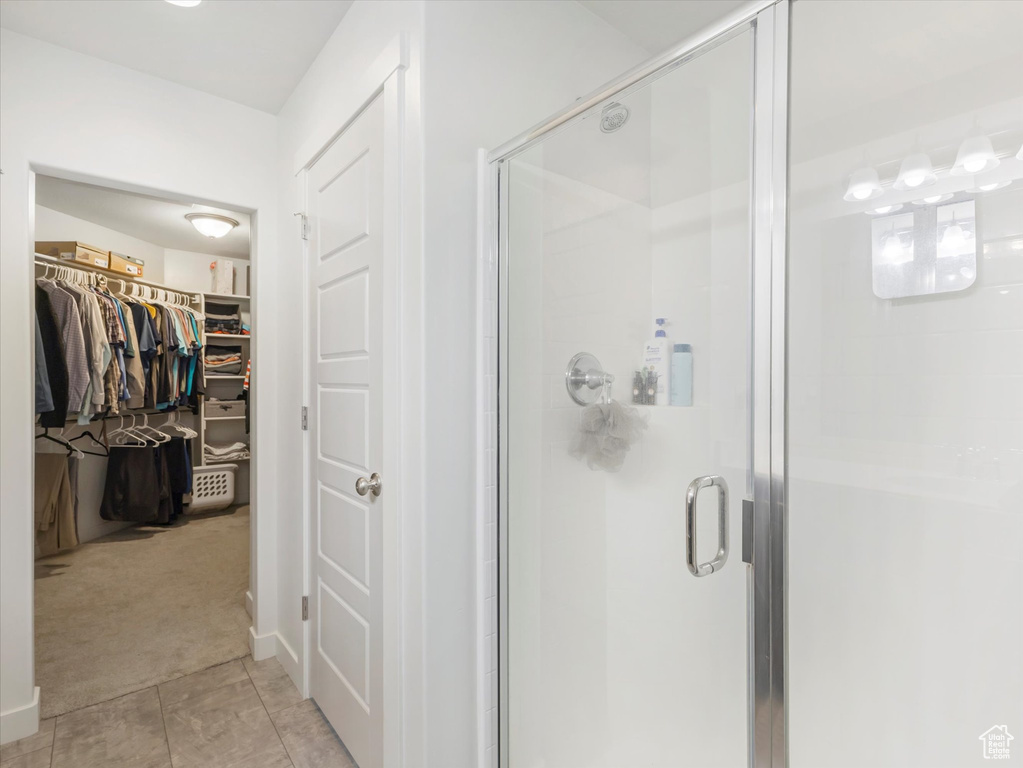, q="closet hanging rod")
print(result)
[34,253,202,306]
